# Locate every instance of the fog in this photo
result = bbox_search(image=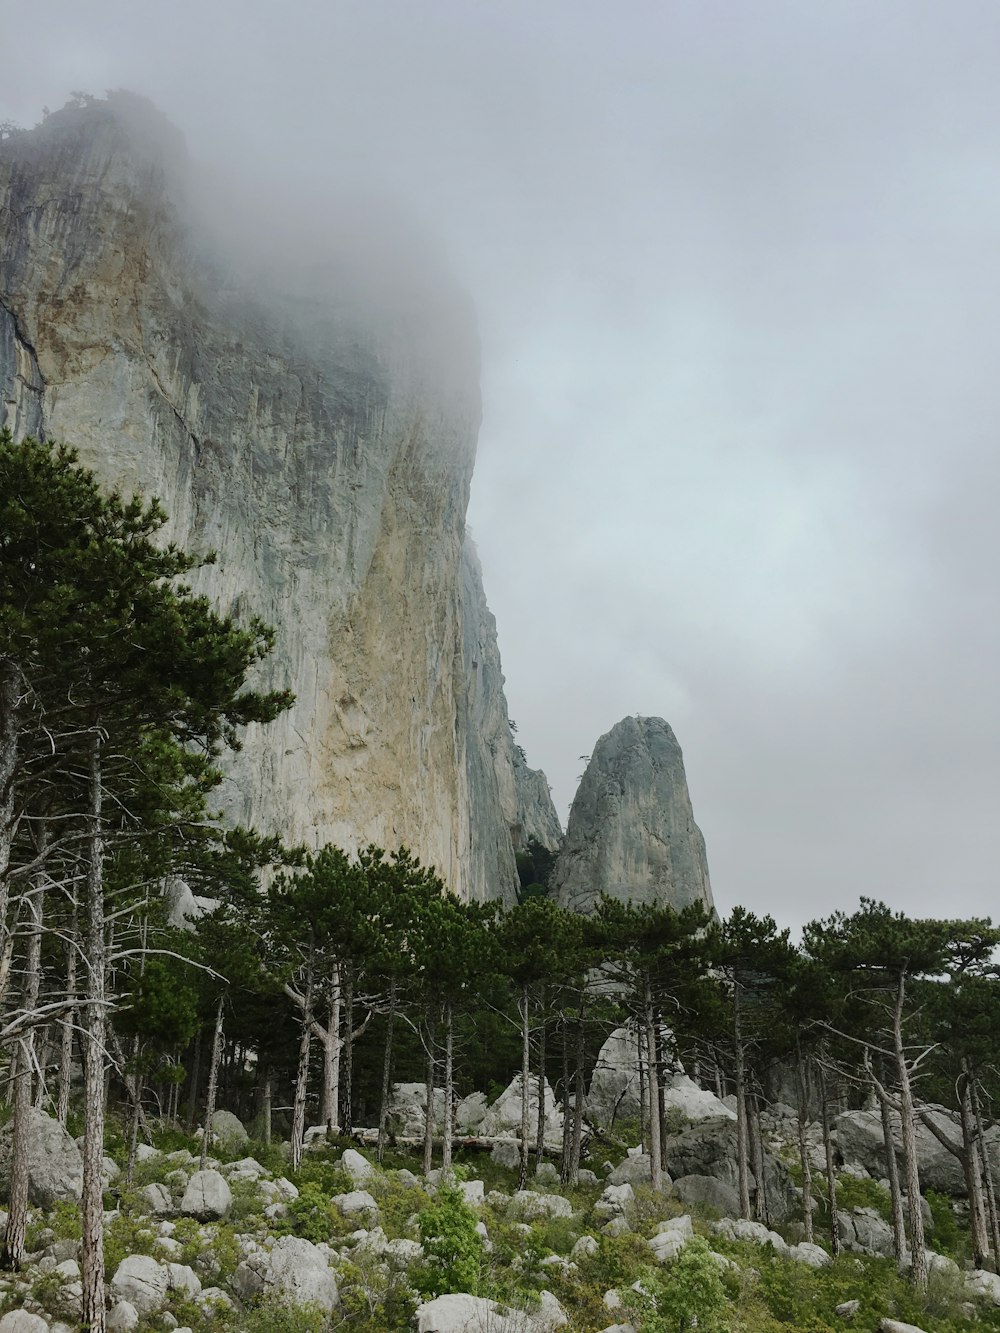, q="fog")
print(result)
[4,1,999,934]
